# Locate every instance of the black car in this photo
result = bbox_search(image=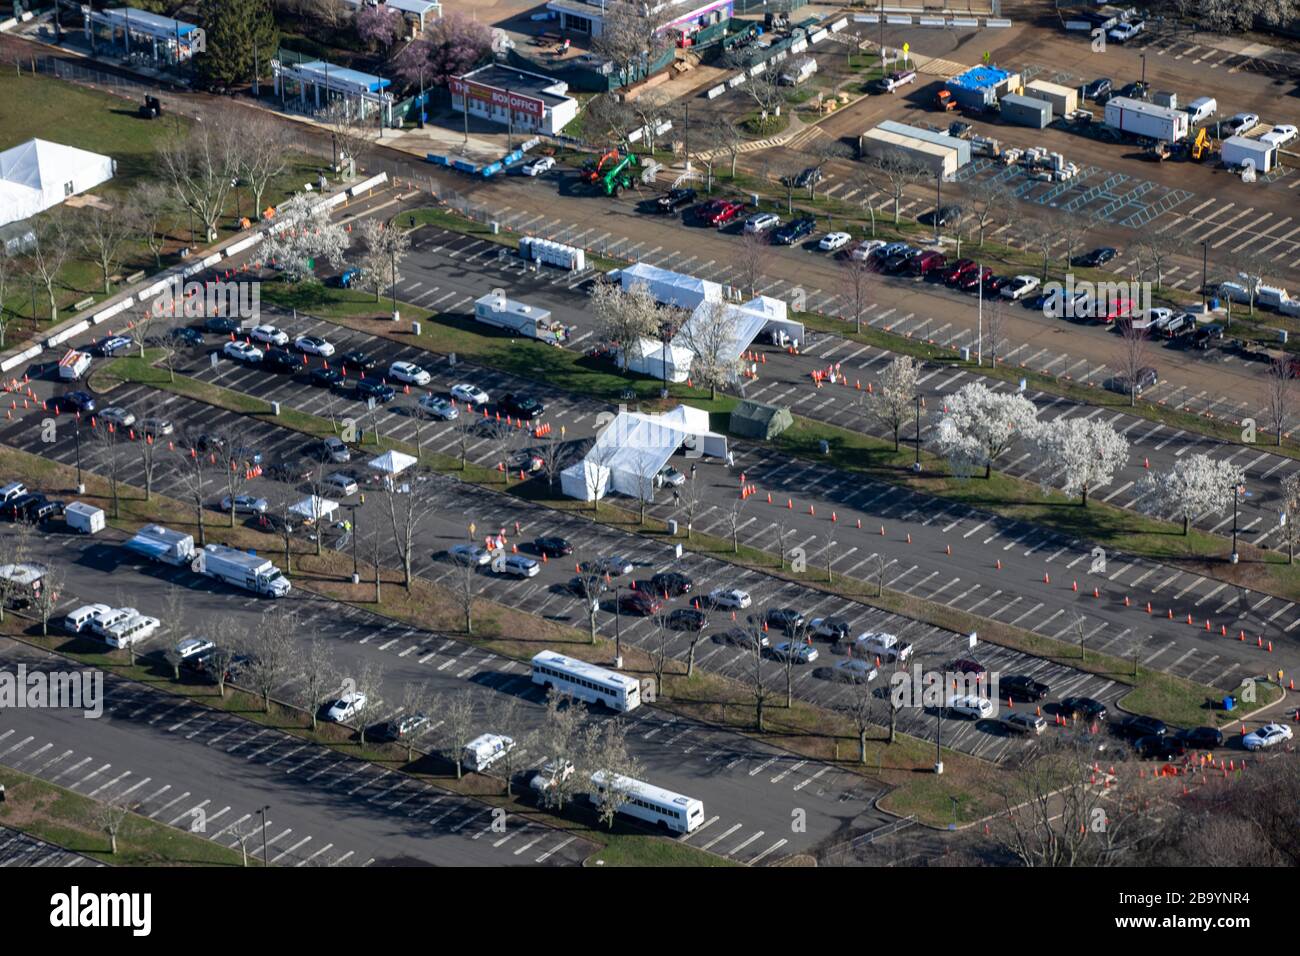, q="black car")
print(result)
[92,335,134,357]
[262,347,298,373]
[668,607,708,631]
[499,394,546,420]
[883,249,921,274]
[1191,324,1223,350]
[1135,735,1186,760]
[1001,674,1050,702]
[6,493,61,522]
[267,458,315,483]
[810,616,851,642]
[172,327,205,347]
[60,390,96,413]
[309,367,344,389]
[204,317,243,335]
[793,166,823,189]
[1074,247,1118,268]
[375,712,429,742]
[650,571,693,597]
[617,591,661,616]
[1083,77,1112,101]
[28,498,65,522]
[765,607,805,634]
[982,274,1009,295]
[1114,714,1167,740]
[353,378,396,403]
[1059,696,1107,720]
[568,575,607,600]
[339,350,378,373]
[772,217,816,245]
[925,205,963,227]
[533,536,573,557]
[1177,726,1224,749]
[195,432,226,453]
[1116,81,1147,101]
[656,187,697,213]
